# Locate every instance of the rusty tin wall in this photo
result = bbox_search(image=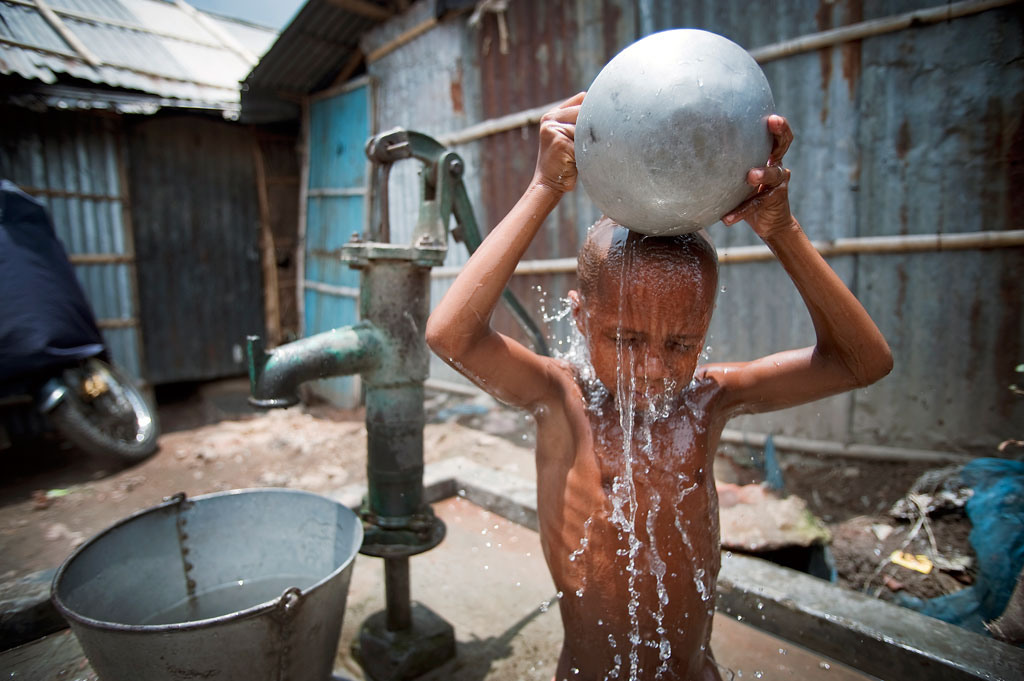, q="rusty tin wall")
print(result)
[0,105,145,382]
[126,113,264,385]
[364,0,1023,454]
